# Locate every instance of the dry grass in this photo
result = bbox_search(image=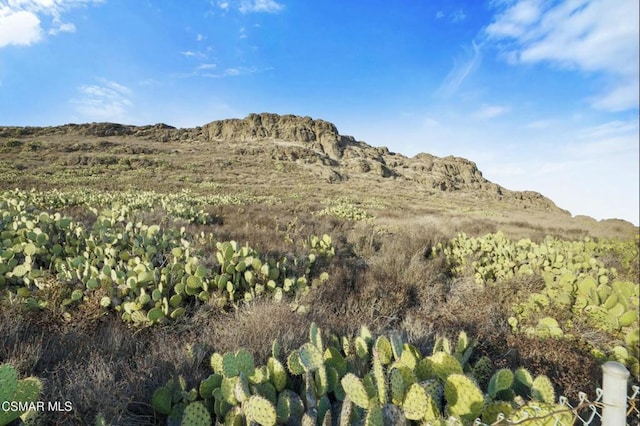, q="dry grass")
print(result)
[0,208,633,424]
[0,127,638,424]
